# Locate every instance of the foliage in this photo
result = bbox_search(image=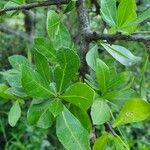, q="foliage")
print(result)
[0,0,150,150]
